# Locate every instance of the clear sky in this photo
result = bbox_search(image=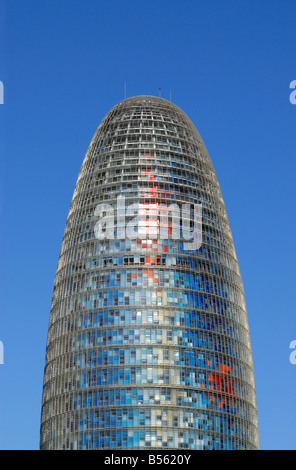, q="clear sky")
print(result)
[0,0,295,450]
